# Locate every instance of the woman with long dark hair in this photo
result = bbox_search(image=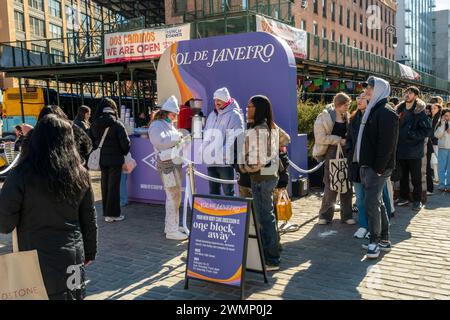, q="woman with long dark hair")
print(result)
[0,114,98,300]
[74,105,91,132]
[39,105,92,166]
[239,95,281,271]
[90,98,130,222]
